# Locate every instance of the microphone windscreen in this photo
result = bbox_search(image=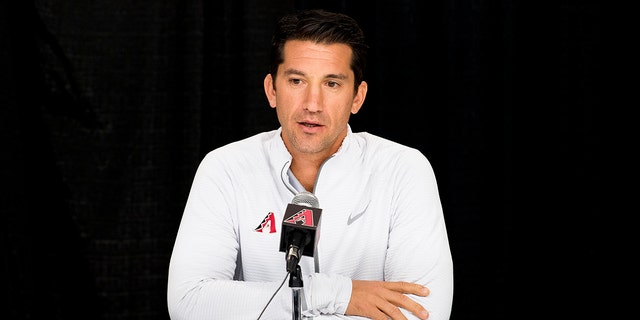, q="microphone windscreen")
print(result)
[291,191,319,208]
